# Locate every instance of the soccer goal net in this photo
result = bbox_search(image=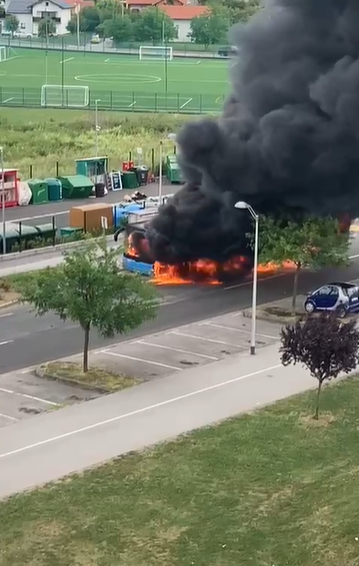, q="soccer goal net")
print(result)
[41,85,90,108]
[139,46,173,61]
